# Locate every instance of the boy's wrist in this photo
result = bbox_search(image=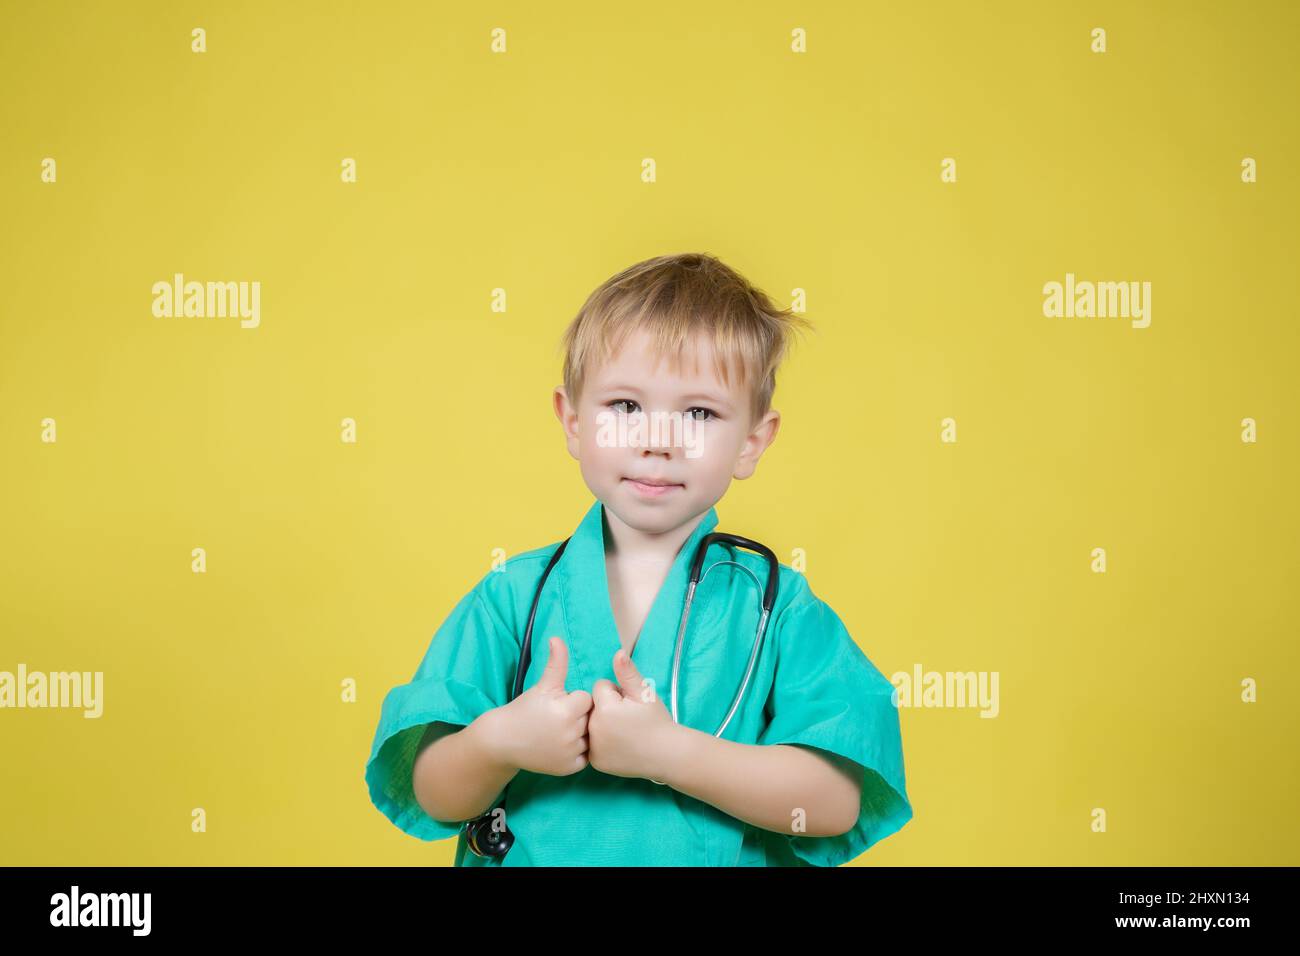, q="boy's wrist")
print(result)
[649,722,700,788]
[466,707,518,773]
